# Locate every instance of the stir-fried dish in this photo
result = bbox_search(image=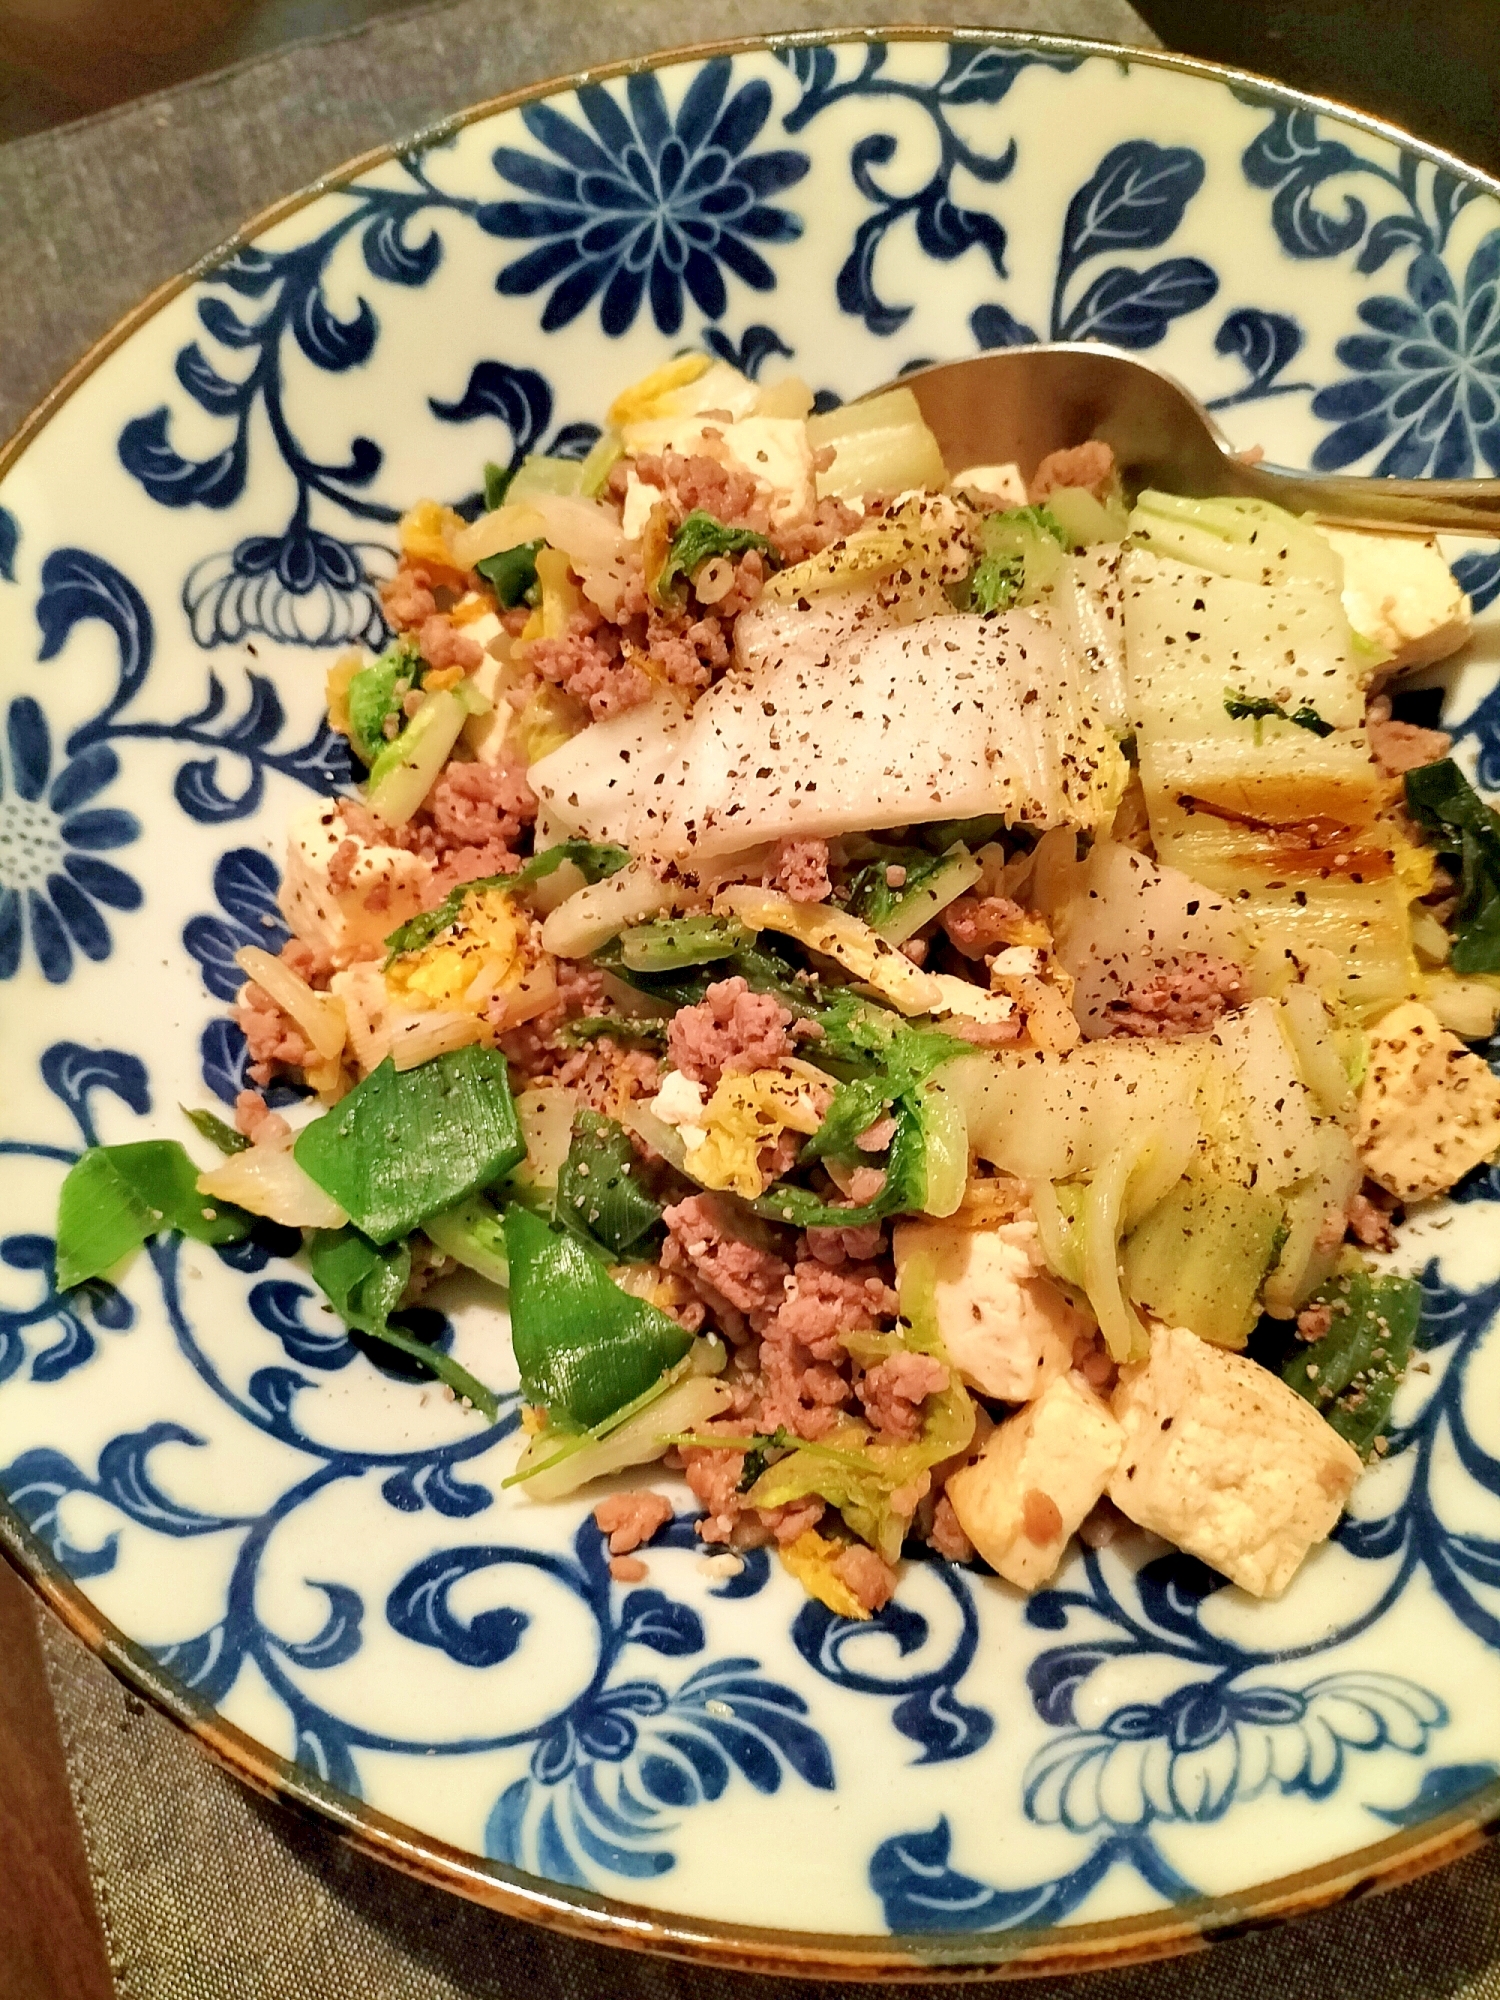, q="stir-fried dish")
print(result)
[56,352,1500,1617]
